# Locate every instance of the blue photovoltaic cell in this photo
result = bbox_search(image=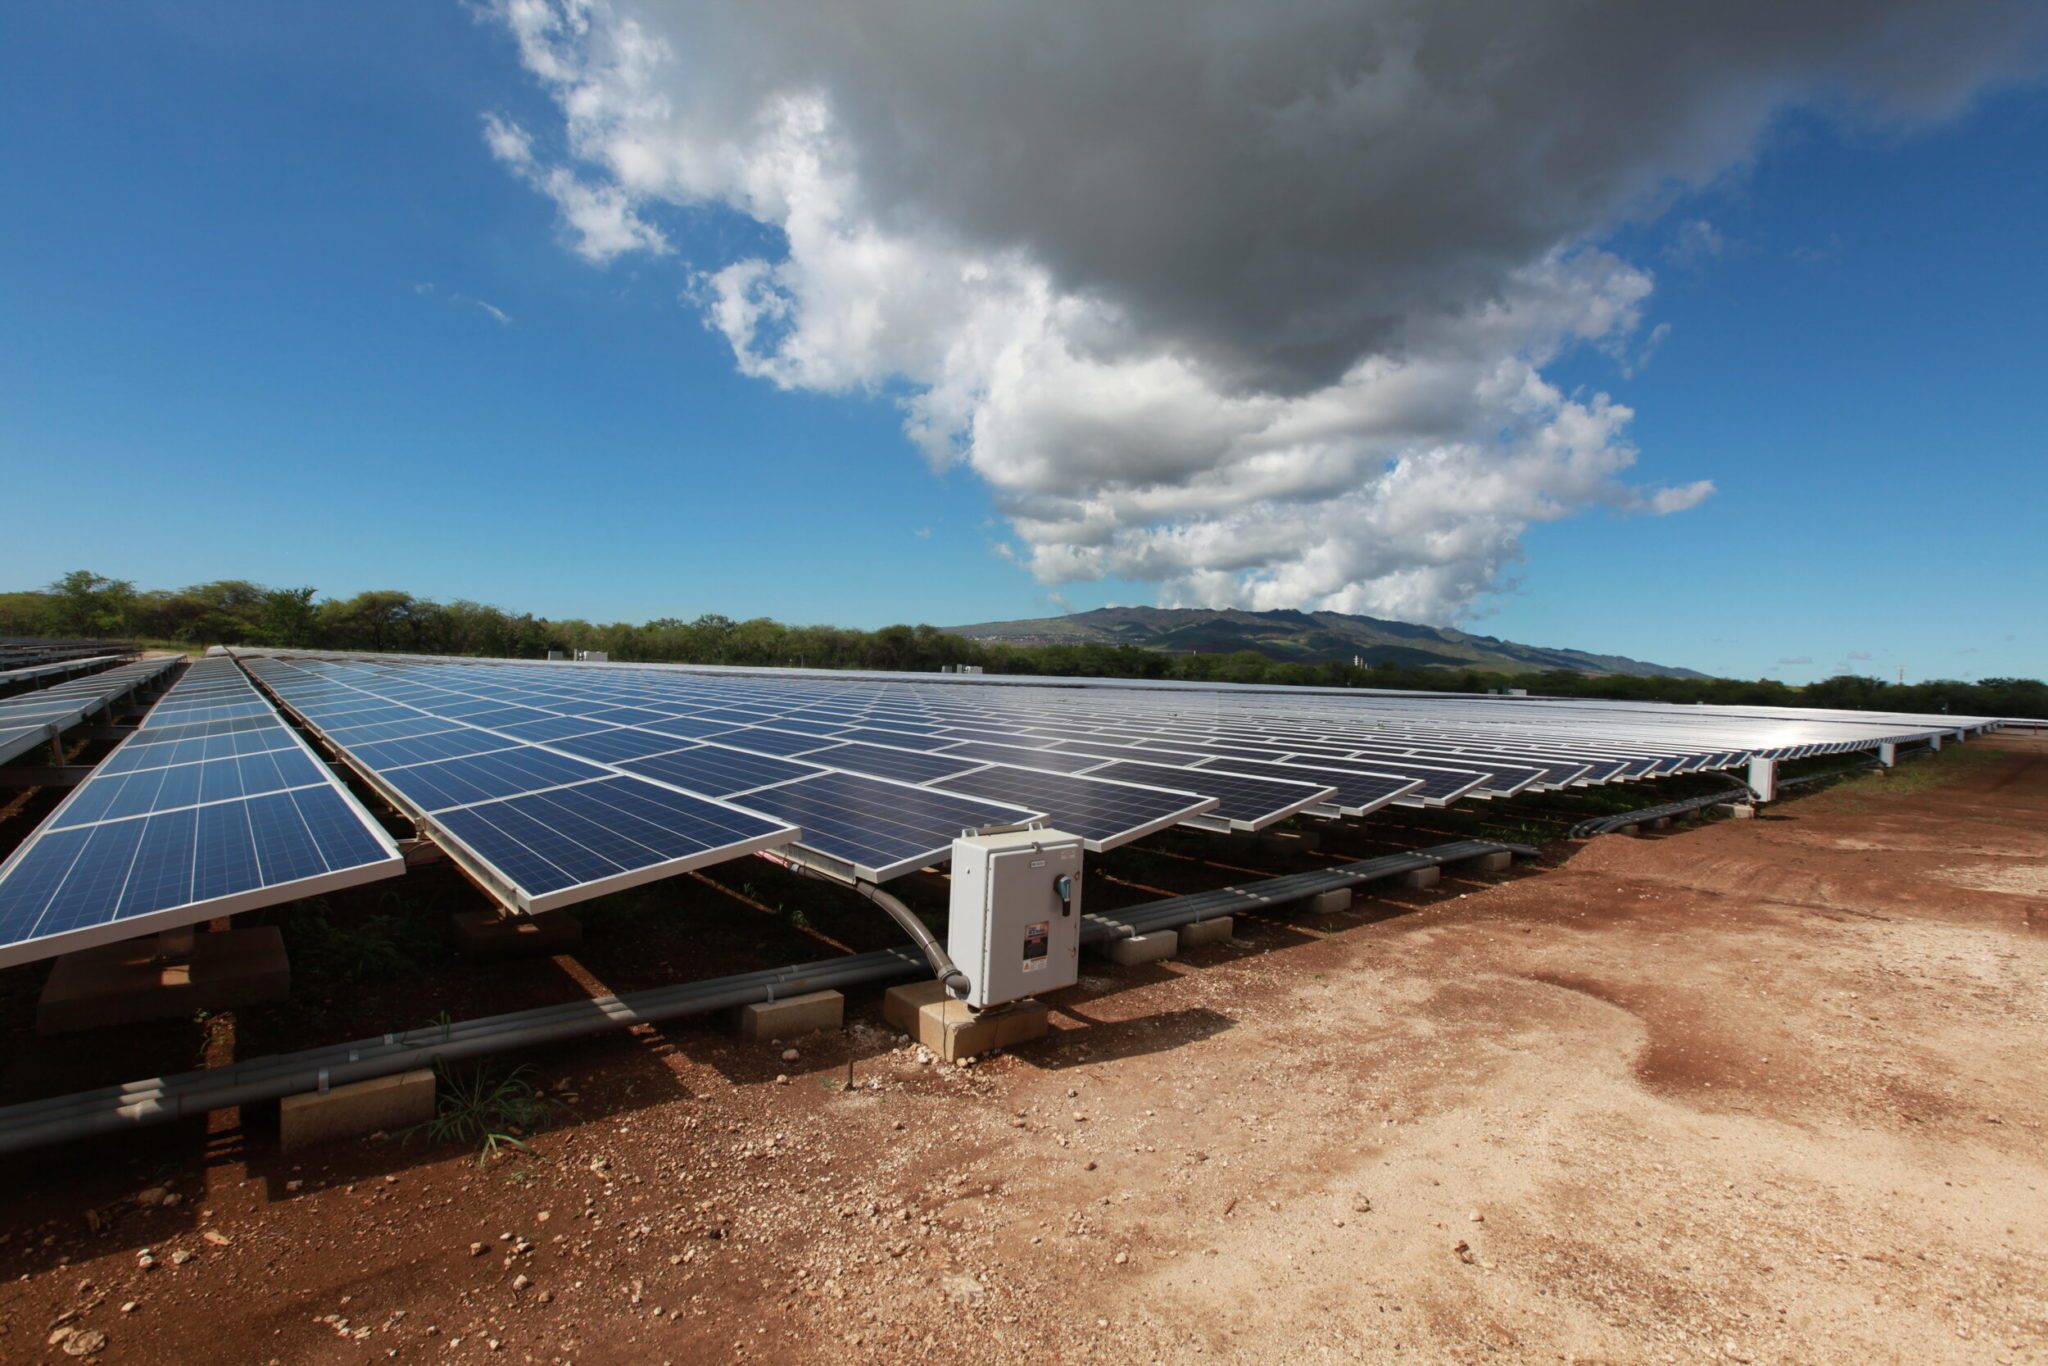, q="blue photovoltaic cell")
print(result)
[935,726,1047,746]
[487,714,618,743]
[619,744,824,798]
[638,716,742,741]
[795,741,983,785]
[1080,761,1332,827]
[1183,756,1418,813]
[380,746,608,813]
[585,706,679,726]
[831,728,960,751]
[352,728,521,769]
[706,726,834,757]
[730,771,1037,879]
[546,727,696,764]
[751,717,847,739]
[929,741,1103,774]
[931,767,1210,848]
[434,777,790,900]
